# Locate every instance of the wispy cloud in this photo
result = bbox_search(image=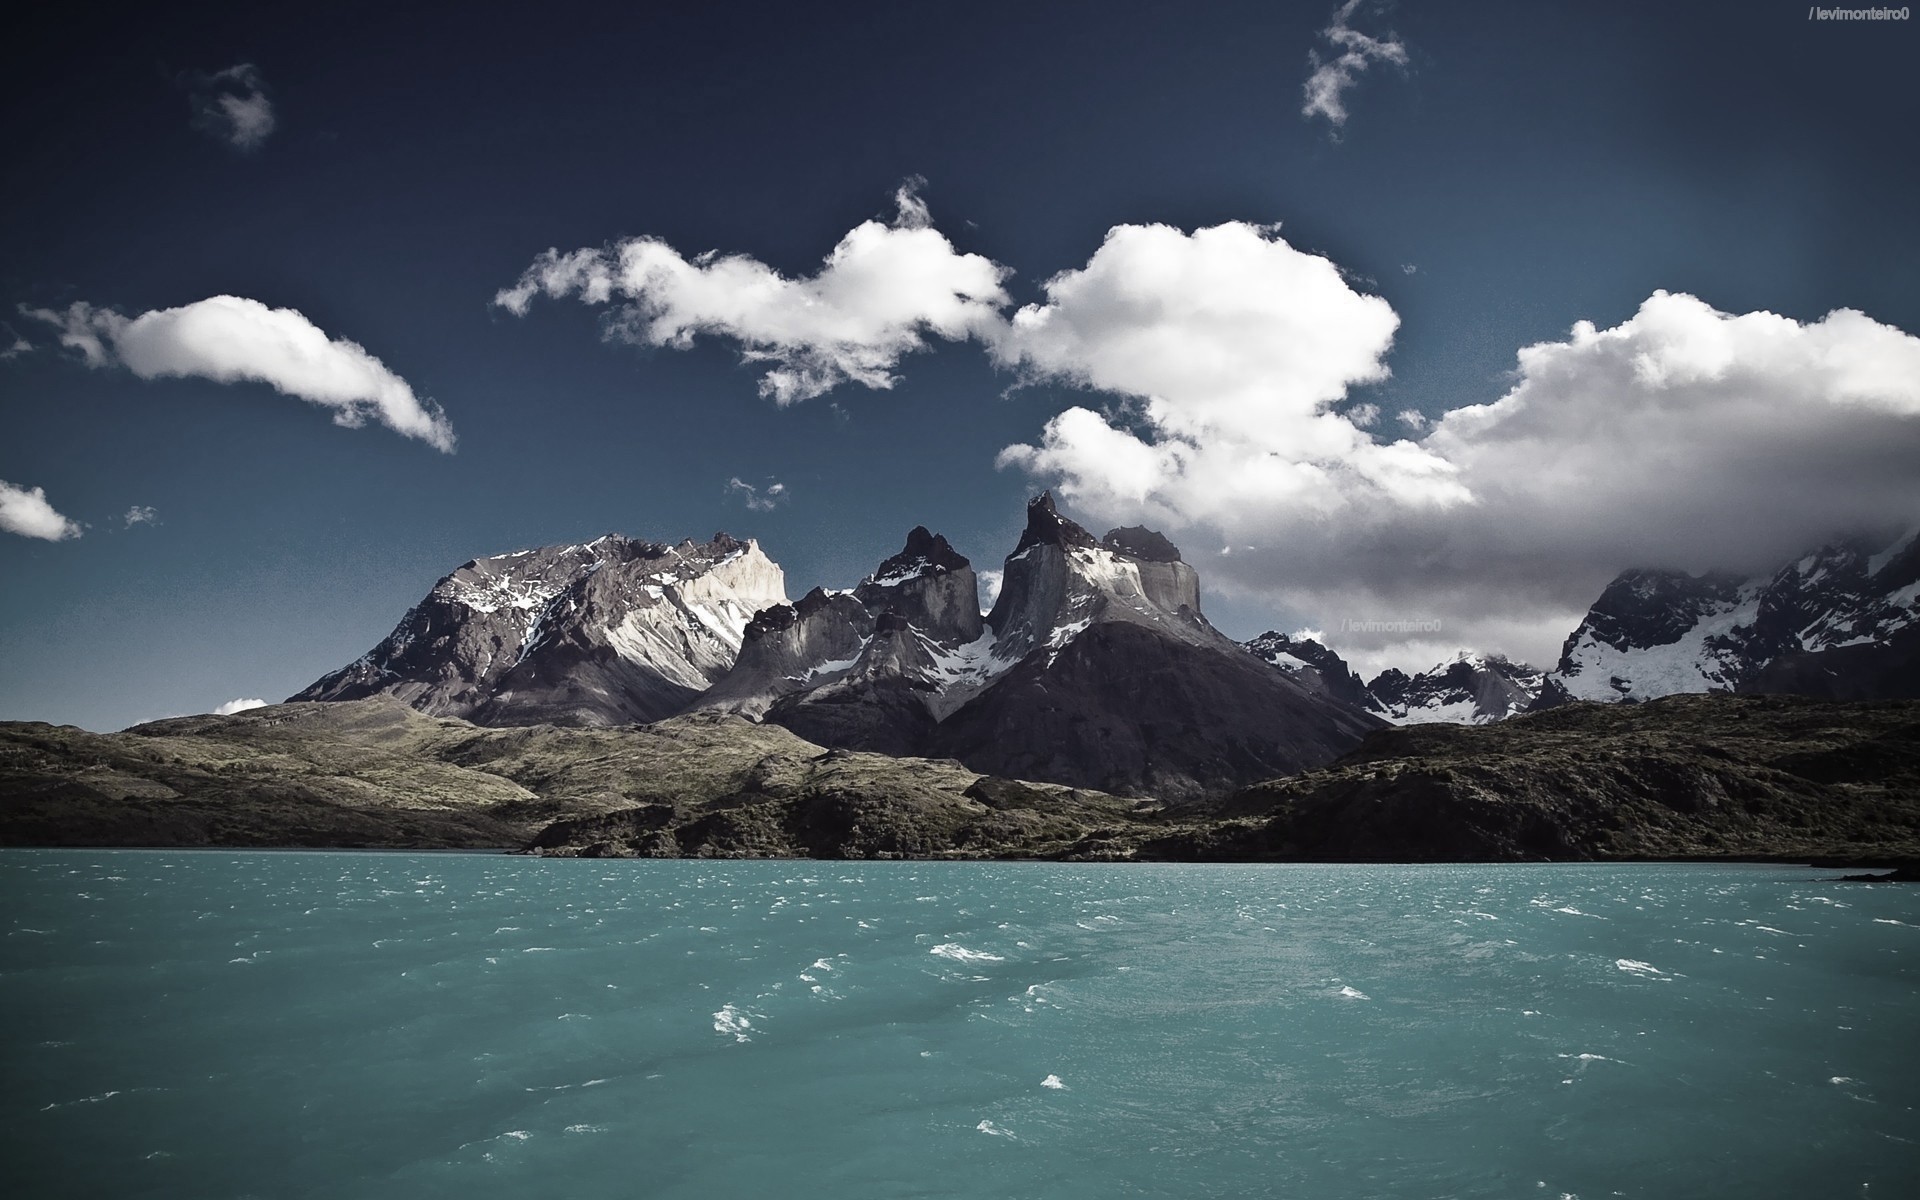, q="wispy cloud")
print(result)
[0,480,83,541]
[188,64,275,151]
[123,505,159,528]
[0,324,30,360]
[725,477,788,512]
[25,295,455,452]
[496,180,1008,404]
[213,697,268,715]
[1302,1,1409,133]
